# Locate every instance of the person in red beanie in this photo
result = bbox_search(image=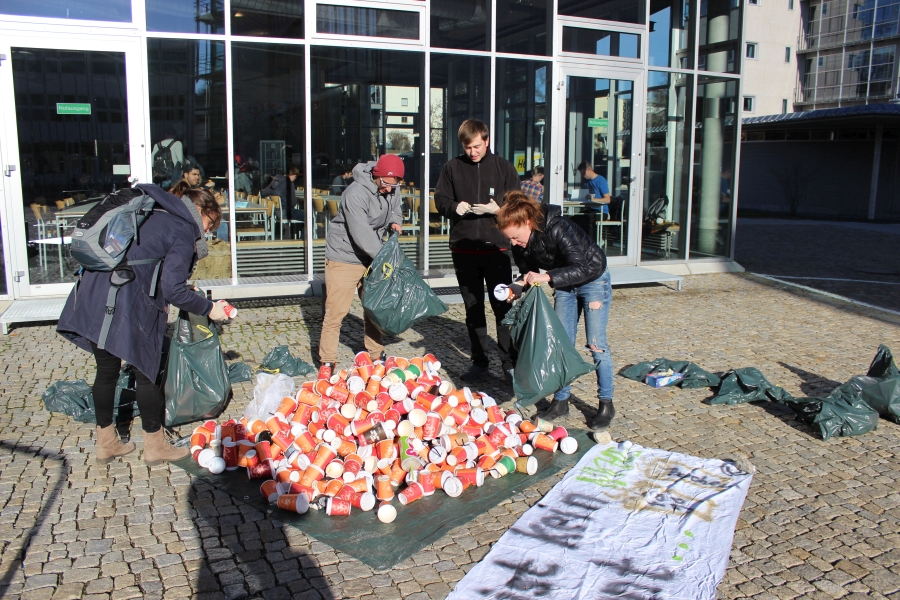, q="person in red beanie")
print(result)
[318,156,405,369]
